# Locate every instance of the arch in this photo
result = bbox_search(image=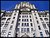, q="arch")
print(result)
[21,33,29,37]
